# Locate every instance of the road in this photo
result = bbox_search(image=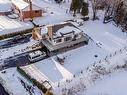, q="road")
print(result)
[0,50,49,71]
[0,33,34,70]
[1,54,29,70]
[0,34,31,49]
[0,84,9,95]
